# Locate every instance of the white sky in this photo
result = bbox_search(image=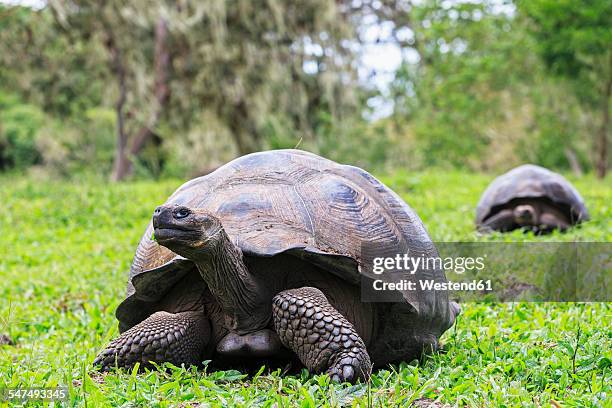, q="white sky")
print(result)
[1,0,44,8]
